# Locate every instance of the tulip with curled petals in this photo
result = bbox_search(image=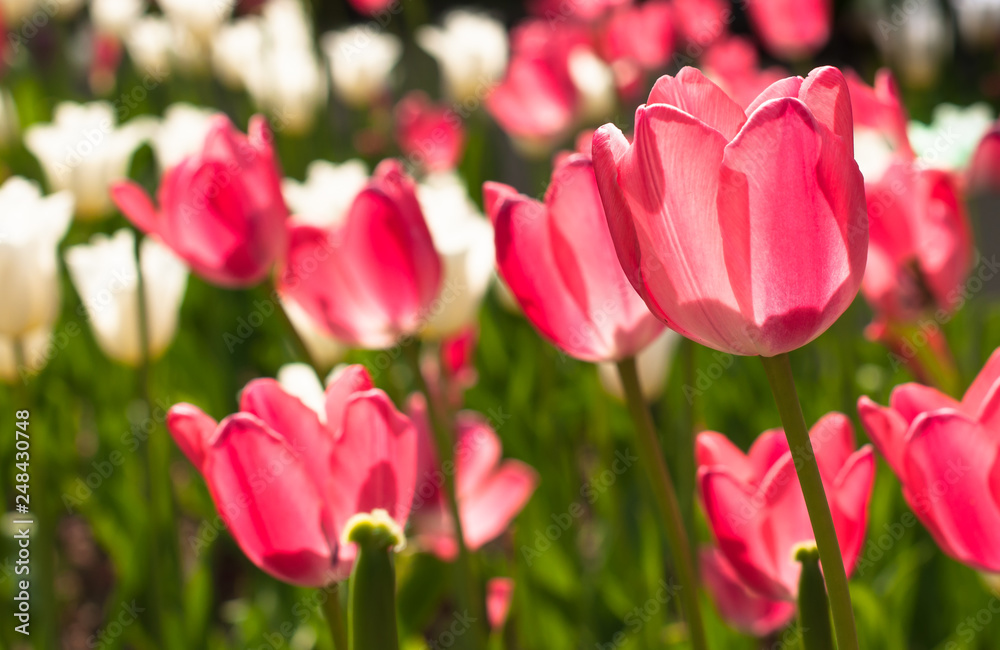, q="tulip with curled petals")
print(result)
[25,101,155,220]
[744,0,831,60]
[167,365,417,586]
[697,413,875,601]
[409,396,538,560]
[415,10,509,104]
[700,547,795,637]
[858,348,1000,572]
[277,159,442,349]
[484,152,664,362]
[592,66,867,357]
[65,230,188,366]
[112,114,289,288]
